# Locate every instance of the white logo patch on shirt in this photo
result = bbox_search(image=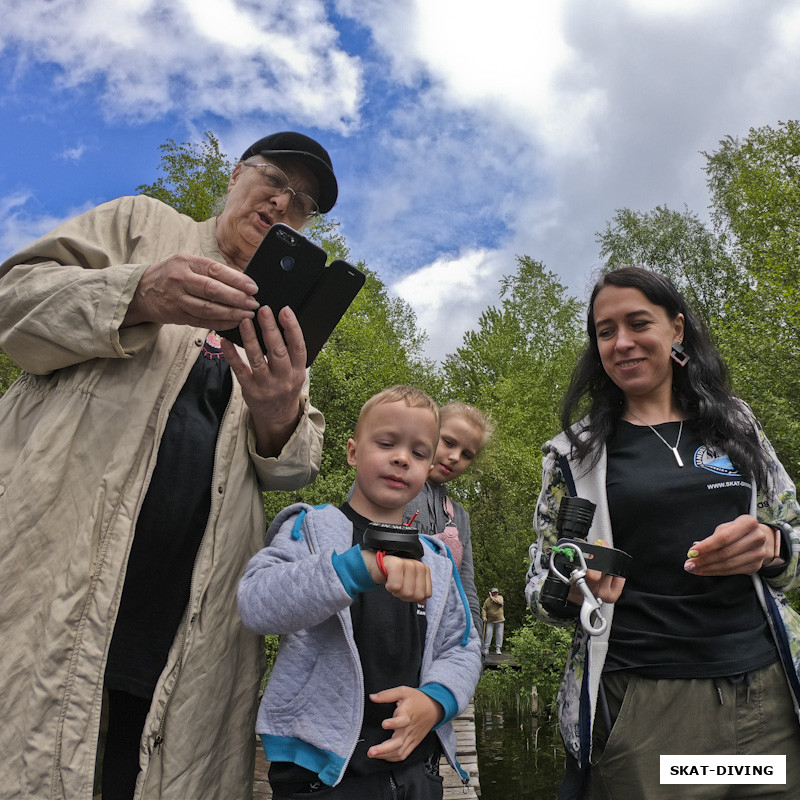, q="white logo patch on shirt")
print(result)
[693,445,741,476]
